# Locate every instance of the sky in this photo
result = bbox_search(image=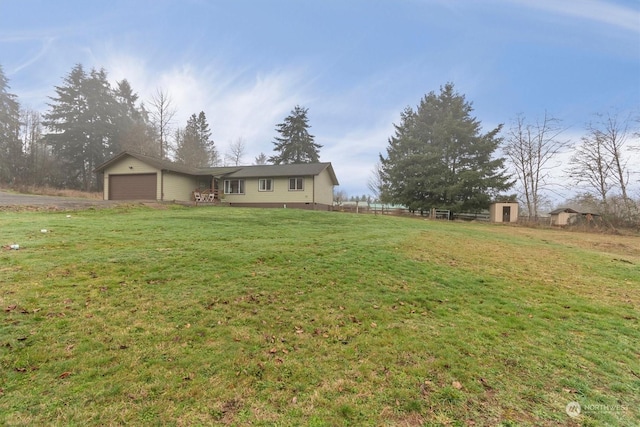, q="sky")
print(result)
[1,0,639,201]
